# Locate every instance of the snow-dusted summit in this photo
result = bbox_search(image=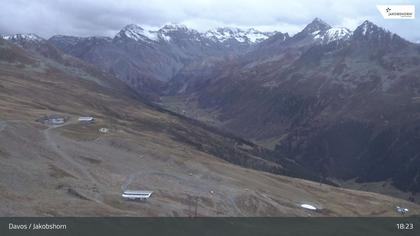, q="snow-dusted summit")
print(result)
[114,23,275,45]
[115,23,208,43]
[312,27,352,44]
[115,24,162,42]
[204,27,274,44]
[2,33,44,42]
[293,18,352,45]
